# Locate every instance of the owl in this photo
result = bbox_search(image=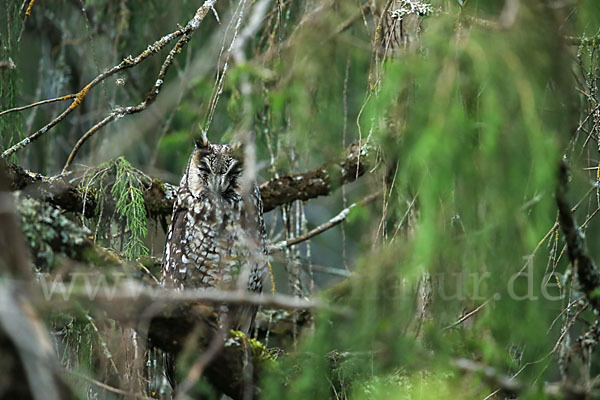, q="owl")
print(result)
[161,138,268,330]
